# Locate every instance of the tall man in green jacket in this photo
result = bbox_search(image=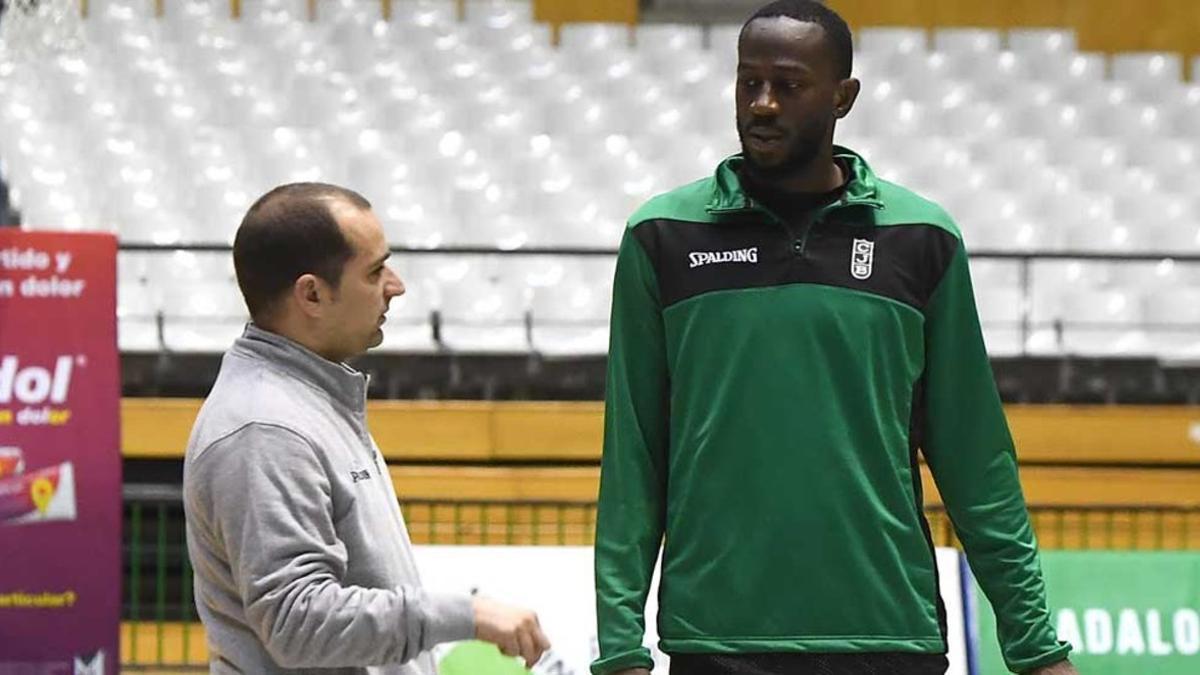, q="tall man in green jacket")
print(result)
[592,2,1078,674]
